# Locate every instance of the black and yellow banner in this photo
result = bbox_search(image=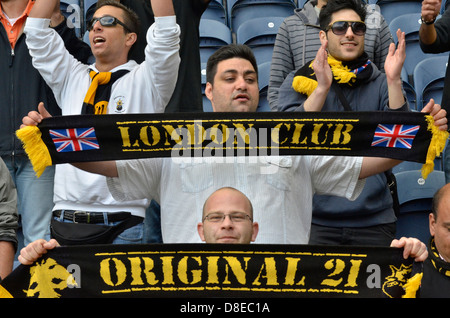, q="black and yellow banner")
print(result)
[0,244,422,298]
[16,111,448,178]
